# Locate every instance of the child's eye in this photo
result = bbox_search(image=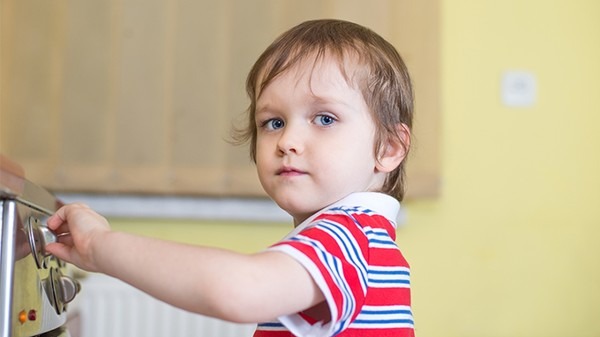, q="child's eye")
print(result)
[314,114,336,126]
[262,118,285,130]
